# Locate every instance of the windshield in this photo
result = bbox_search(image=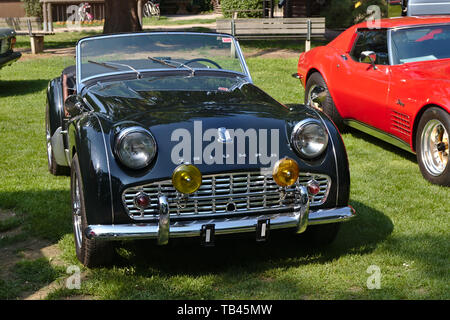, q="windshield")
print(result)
[77,33,246,82]
[391,24,450,64]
